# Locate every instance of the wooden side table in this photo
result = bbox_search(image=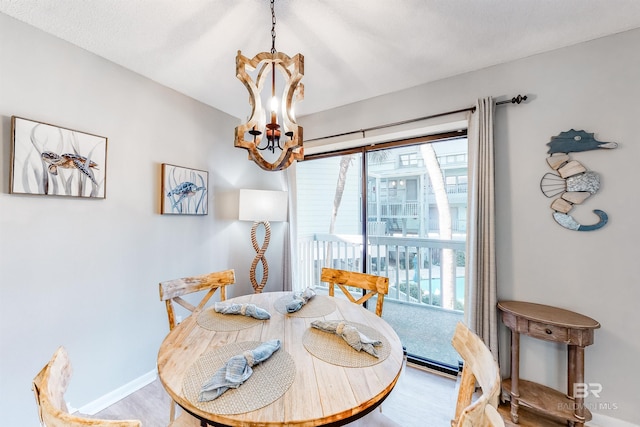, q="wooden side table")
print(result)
[498,301,600,426]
